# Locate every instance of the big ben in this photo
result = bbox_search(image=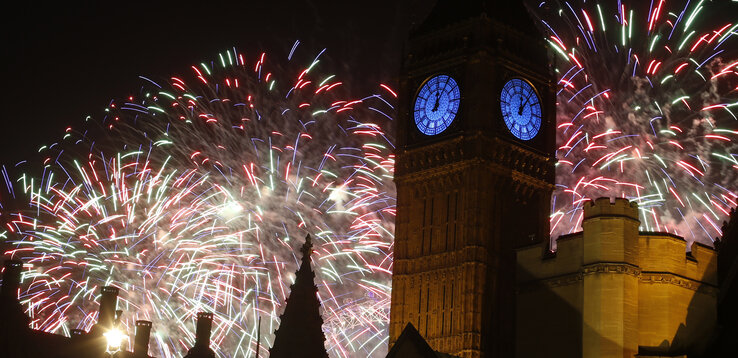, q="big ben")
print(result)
[389,1,556,357]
